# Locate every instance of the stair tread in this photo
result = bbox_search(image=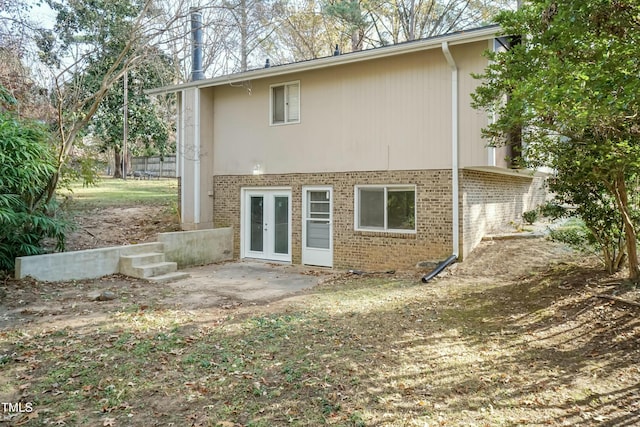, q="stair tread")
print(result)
[134,261,176,268]
[146,272,190,283]
[120,252,165,259]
